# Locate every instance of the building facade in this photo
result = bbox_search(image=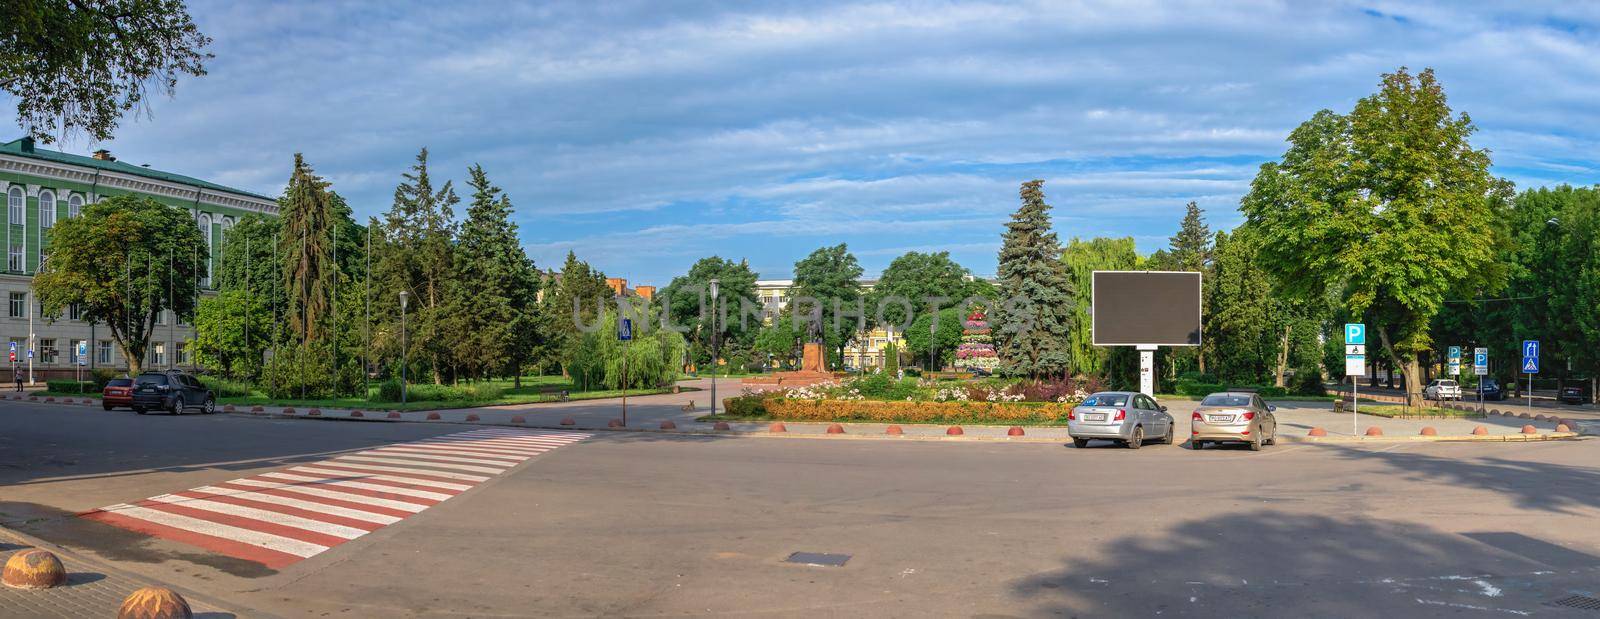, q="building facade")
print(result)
[0,137,278,381]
